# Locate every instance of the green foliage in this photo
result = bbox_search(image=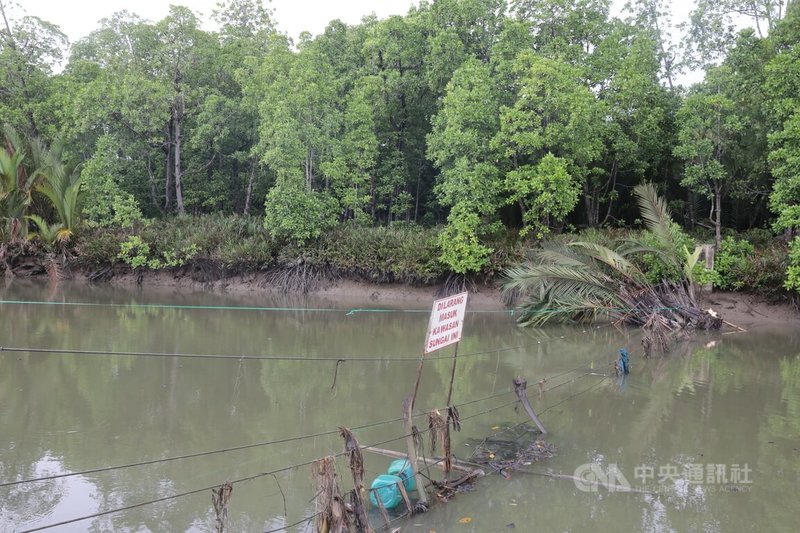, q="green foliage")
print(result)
[674,68,744,246]
[75,230,125,266]
[438,203,494,274]
[785,236,800,292]
[117,234,198,270]
[316,224,444,284]
[635,226,697,284]
[505,153,579,238]
[3,0,798,291]
[25,214,63,249]
[263,176,338,244]
[714,236,756,290]
[1,126,84,244]
[117,235,151,269]
[503,183,707,330]
[33,141,84,241]
[80,136,143,228]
